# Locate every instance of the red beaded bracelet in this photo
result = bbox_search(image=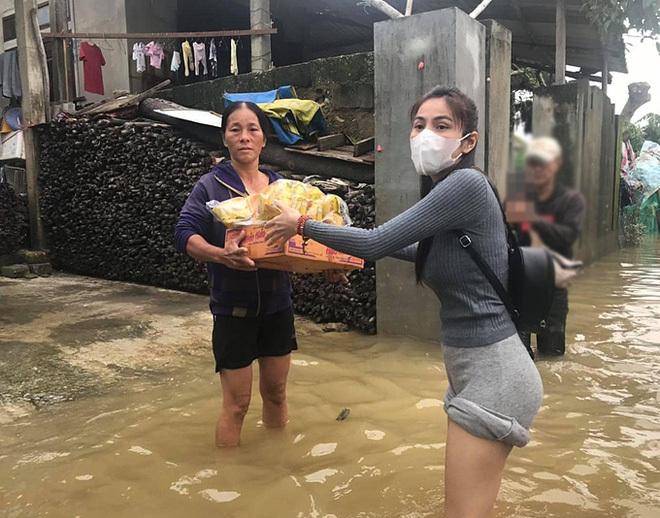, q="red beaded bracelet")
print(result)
[296,215,312,236]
